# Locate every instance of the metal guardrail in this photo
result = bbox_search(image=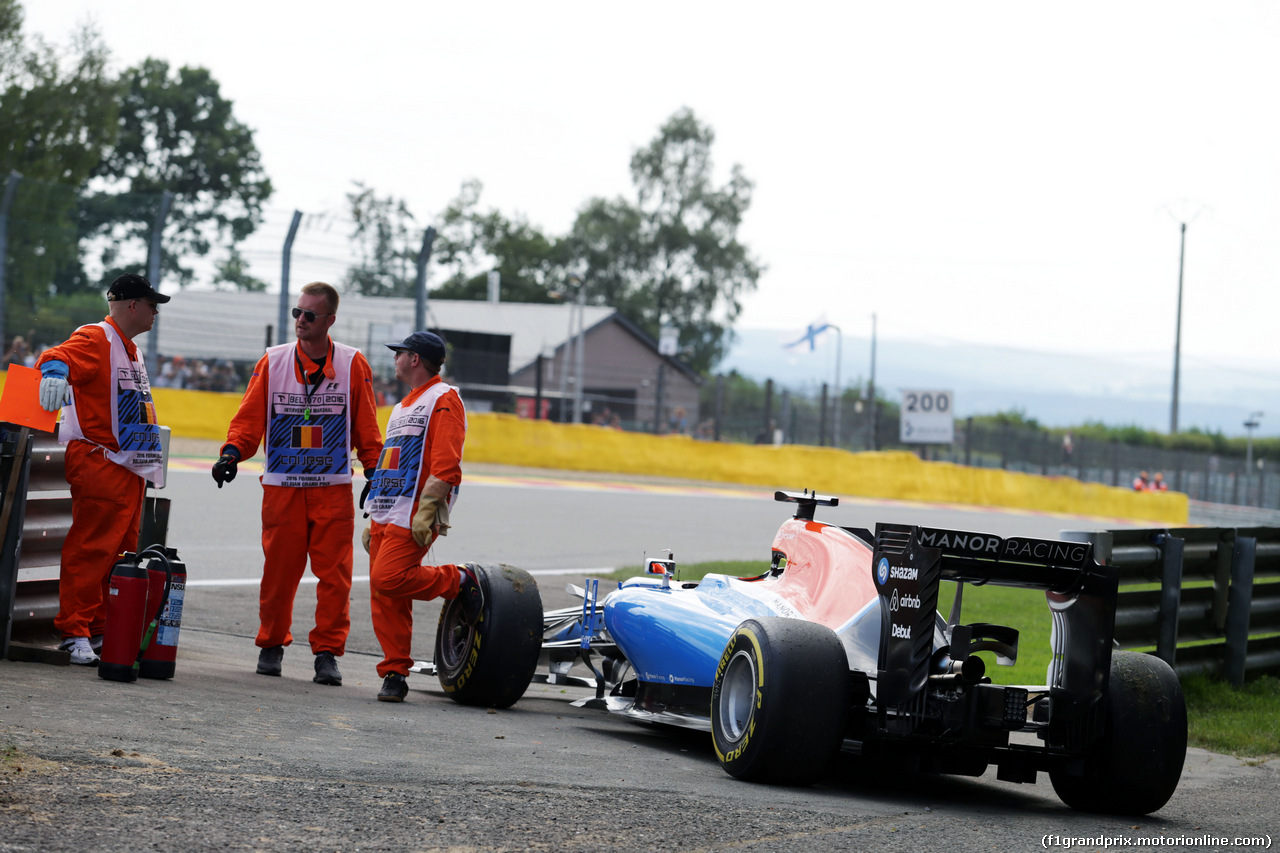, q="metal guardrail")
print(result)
[1064,526,1280,686]
[0,425,169,662]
